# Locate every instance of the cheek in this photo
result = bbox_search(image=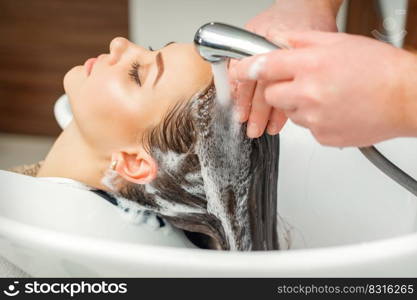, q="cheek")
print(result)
[70,74,143,150]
